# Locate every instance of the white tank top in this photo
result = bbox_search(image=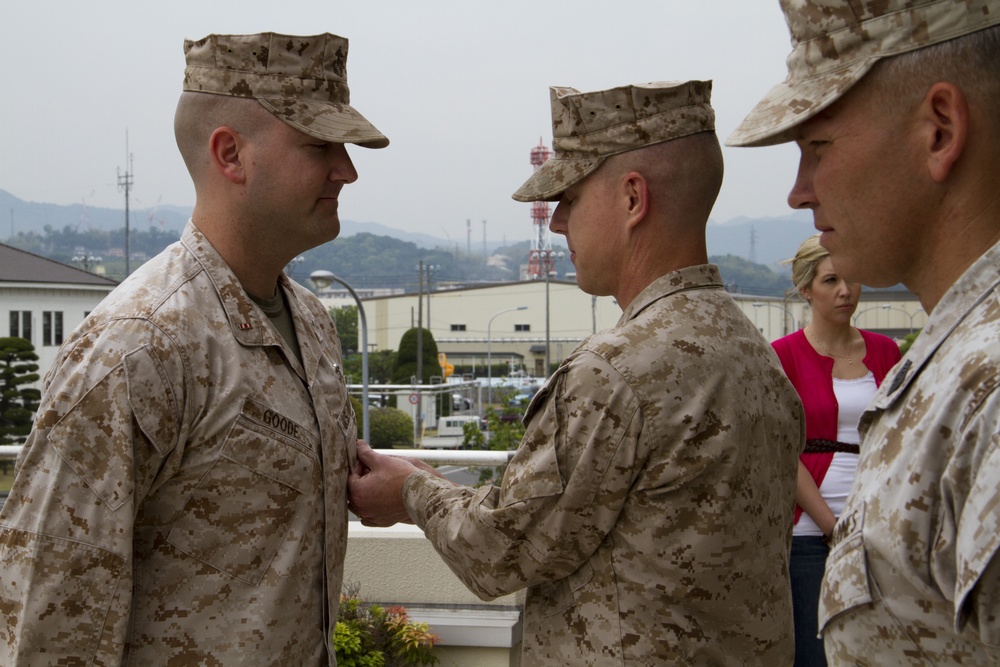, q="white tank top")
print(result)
[795,371,876,536]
